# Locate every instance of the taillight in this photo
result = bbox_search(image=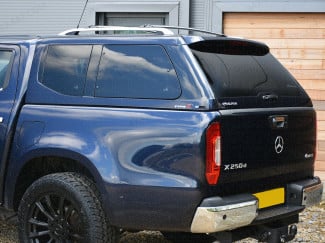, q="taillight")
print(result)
[206,122,221,185]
